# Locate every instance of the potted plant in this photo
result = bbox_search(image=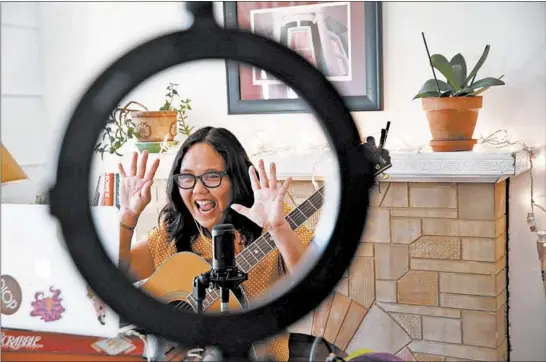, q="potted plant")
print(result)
[94,83,193,158]
[414,35,505,152]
